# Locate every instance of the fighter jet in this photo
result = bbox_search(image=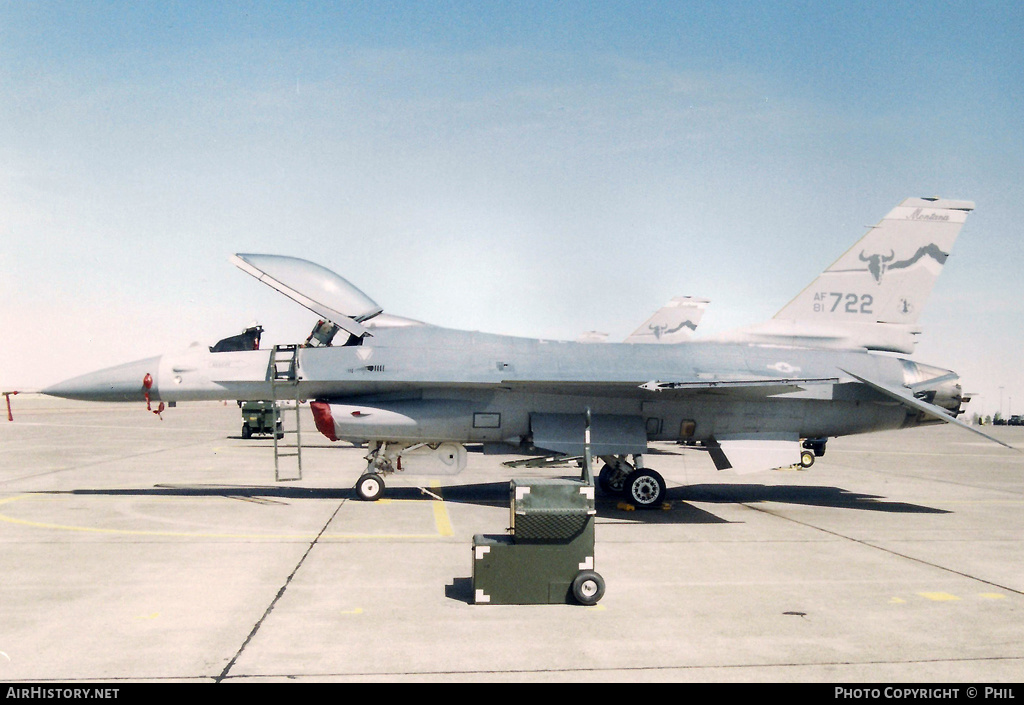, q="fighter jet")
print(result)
[43,197,1012,506]
[624,296,708,345]
[577,296,708,344]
